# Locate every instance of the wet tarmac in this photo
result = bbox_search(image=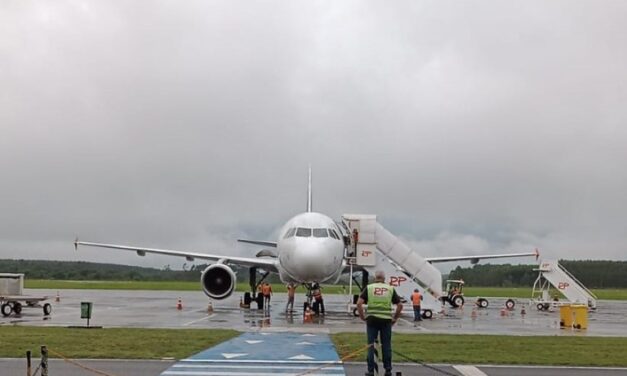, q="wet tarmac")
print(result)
[2,289,627,337]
